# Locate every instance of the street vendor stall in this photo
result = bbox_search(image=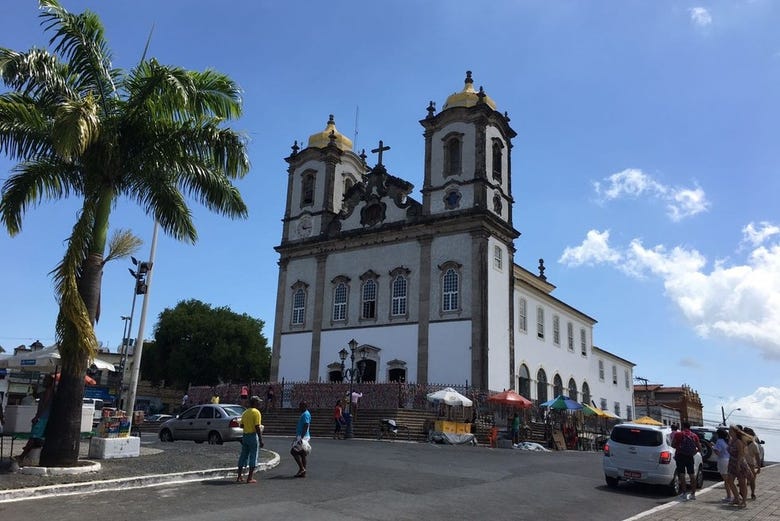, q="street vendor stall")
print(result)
[426,388,476,445]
